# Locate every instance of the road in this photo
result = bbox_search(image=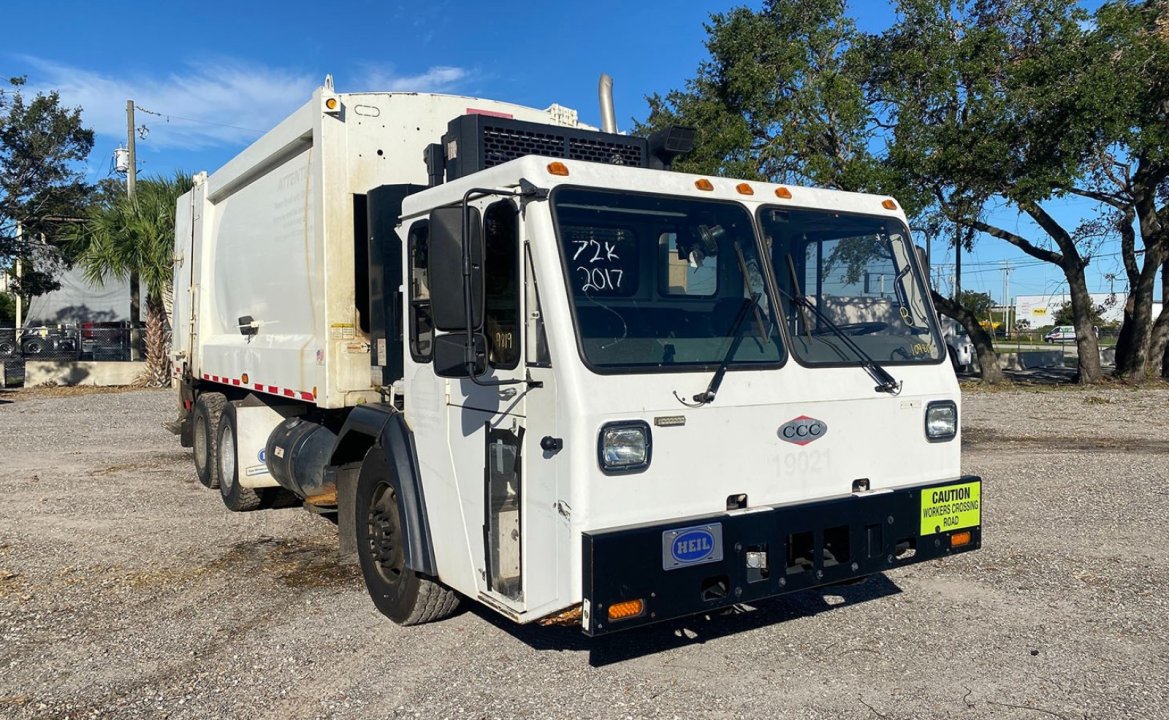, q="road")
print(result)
[1,385,1167,719]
